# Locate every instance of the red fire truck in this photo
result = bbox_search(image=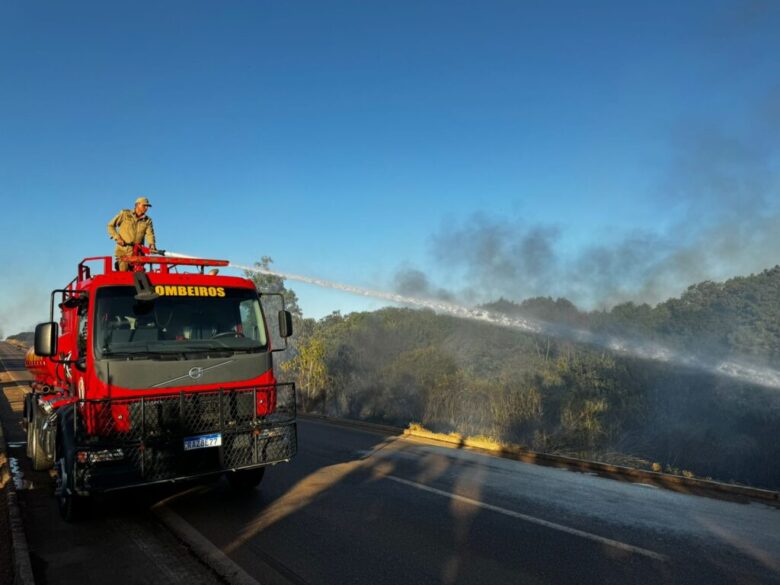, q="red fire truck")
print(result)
[24,249,297,521]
